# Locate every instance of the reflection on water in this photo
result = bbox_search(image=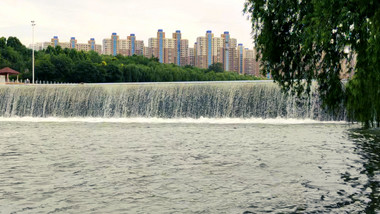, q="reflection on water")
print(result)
[349,128,380,212]
[0,120,379,213]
